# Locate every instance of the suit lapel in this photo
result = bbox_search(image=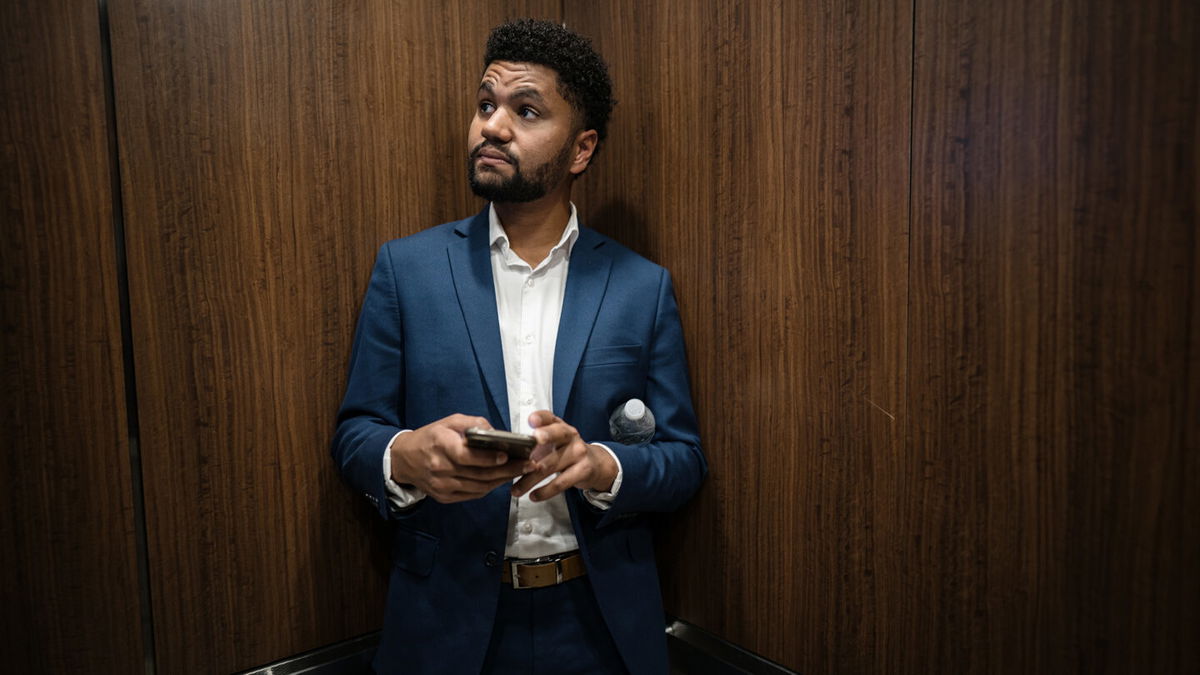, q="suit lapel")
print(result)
[553,228,612,415]
[447,210,511,428]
